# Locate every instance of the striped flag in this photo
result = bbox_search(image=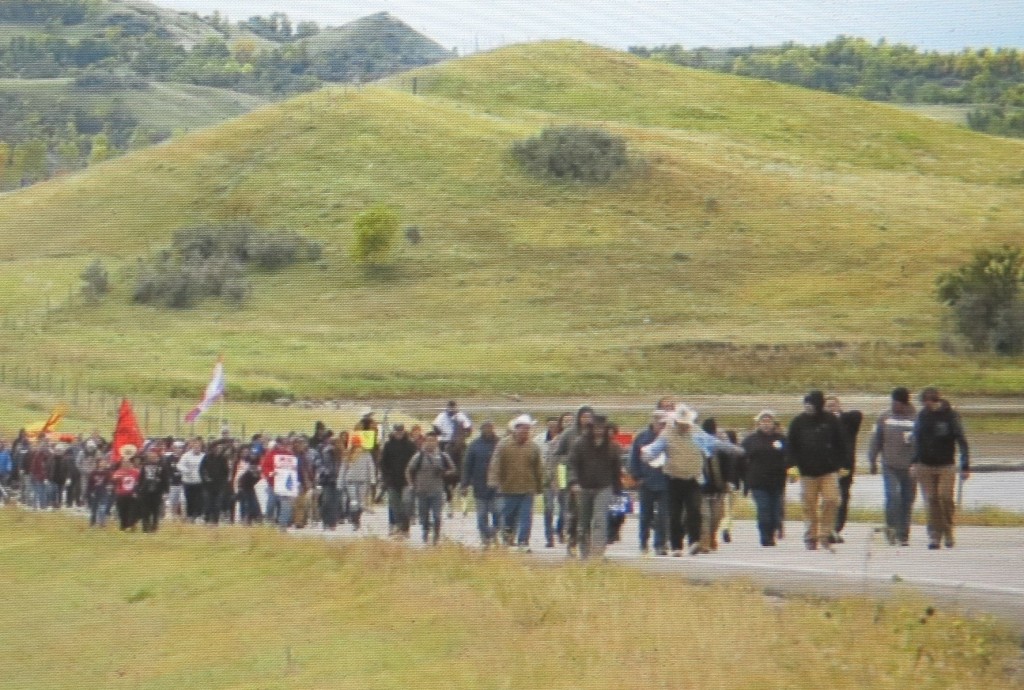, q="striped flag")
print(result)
[185,357,225,423]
